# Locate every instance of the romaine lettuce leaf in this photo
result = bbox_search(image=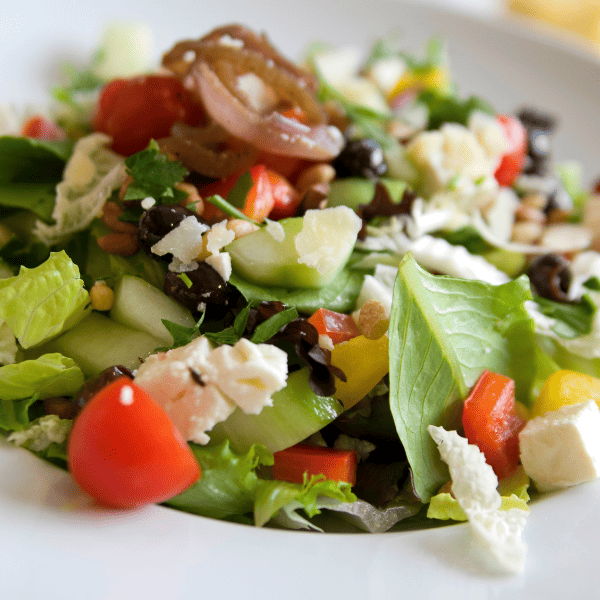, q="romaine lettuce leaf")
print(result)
[0,322,18,365]
[164,441,273,520]
[0,353,84,403]
[0,251,90,348]
[388,254,535,501]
